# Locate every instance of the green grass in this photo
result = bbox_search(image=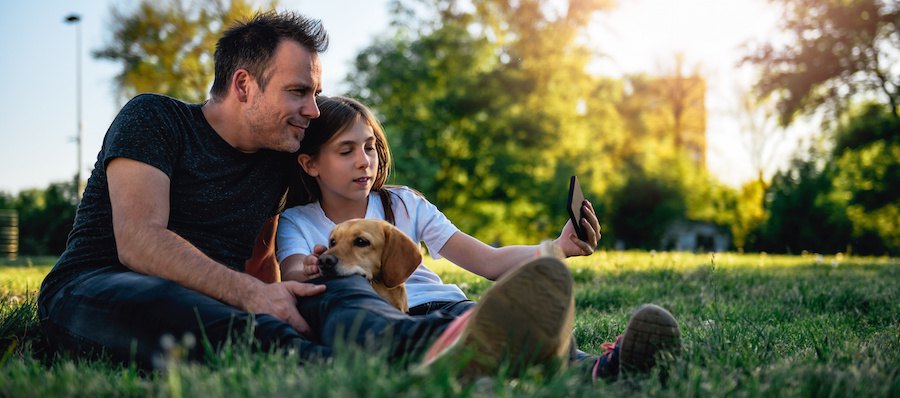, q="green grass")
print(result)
[0,253,898,397]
